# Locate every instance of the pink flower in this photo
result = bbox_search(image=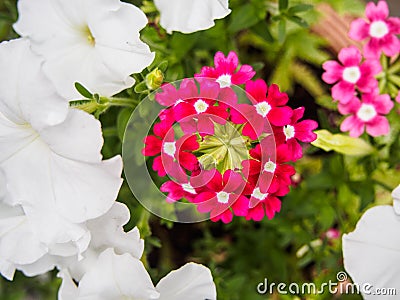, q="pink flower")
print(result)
[142,121,200,176]
[191,170,249,223]
[195,51,255,88]
[349,0,400,58]
[242,141,295,199]
[322,46,381,104]
[339,90,394,137]
[230,79,293,140]
[245,194,281,221]
[396,91,400,103]
[160,171,199,203]
[173,80,230,135]
[274,107,318,161]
